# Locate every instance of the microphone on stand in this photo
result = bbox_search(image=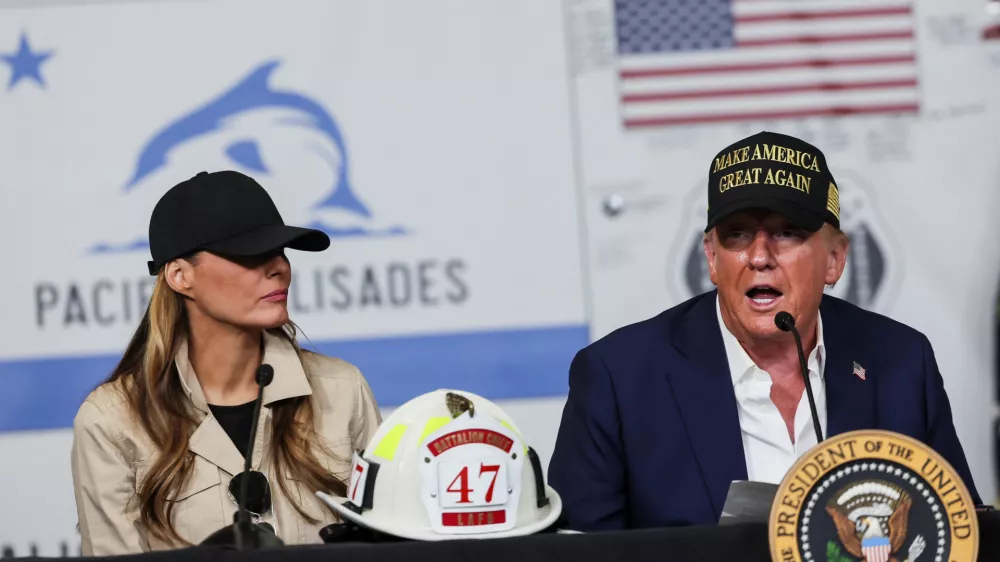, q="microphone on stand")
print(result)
[775,312,824,444]
[201,364,284,550]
